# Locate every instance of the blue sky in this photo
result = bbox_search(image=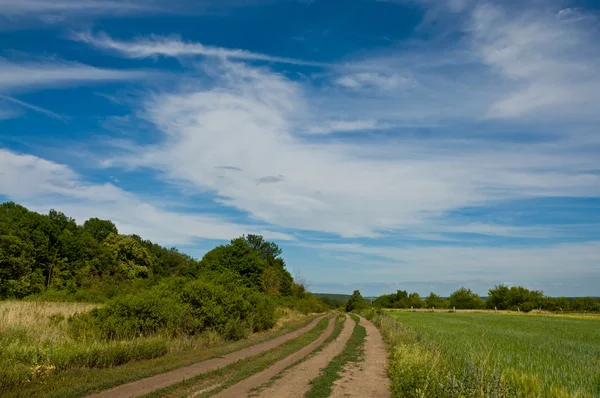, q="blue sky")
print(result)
[1,0,599,297]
